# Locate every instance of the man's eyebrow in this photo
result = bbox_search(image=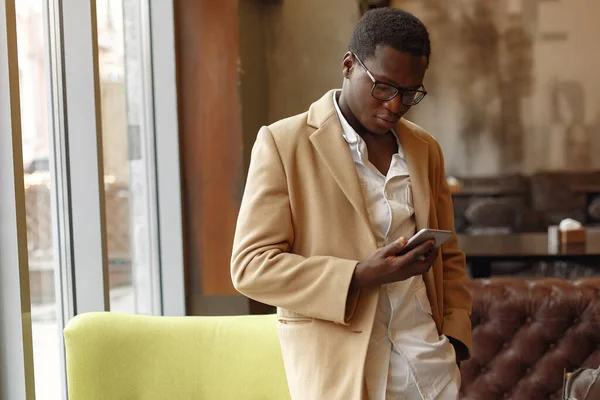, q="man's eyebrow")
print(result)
[372,72,422,90]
